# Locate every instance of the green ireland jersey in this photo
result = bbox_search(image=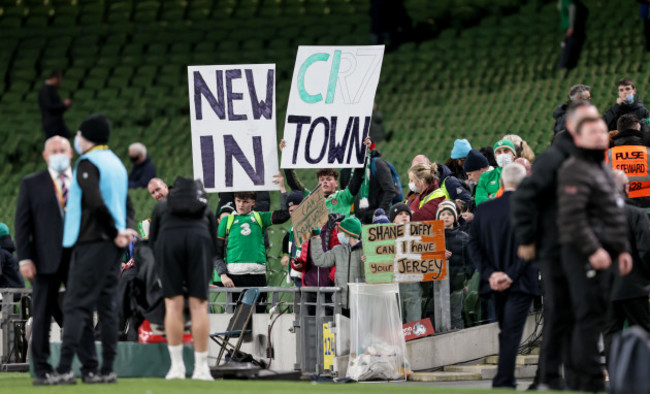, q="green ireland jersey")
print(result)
[217,211,273,265]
